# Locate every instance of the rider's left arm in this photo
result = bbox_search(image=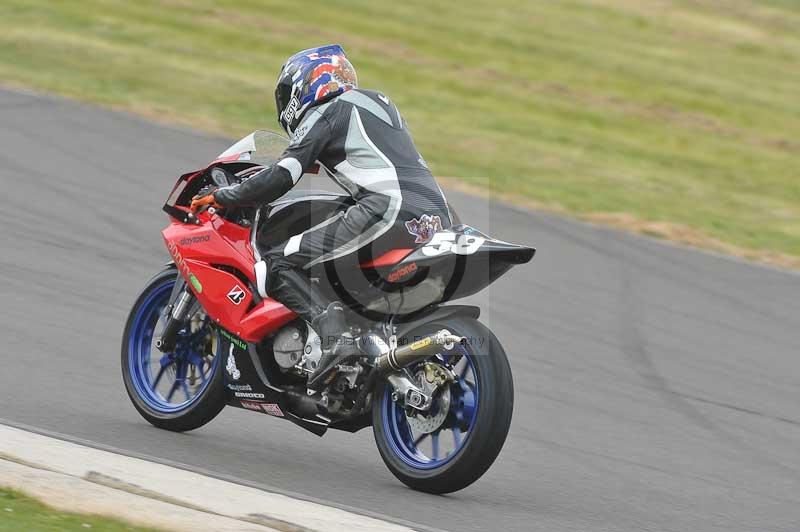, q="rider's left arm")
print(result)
[213,109,334,208]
